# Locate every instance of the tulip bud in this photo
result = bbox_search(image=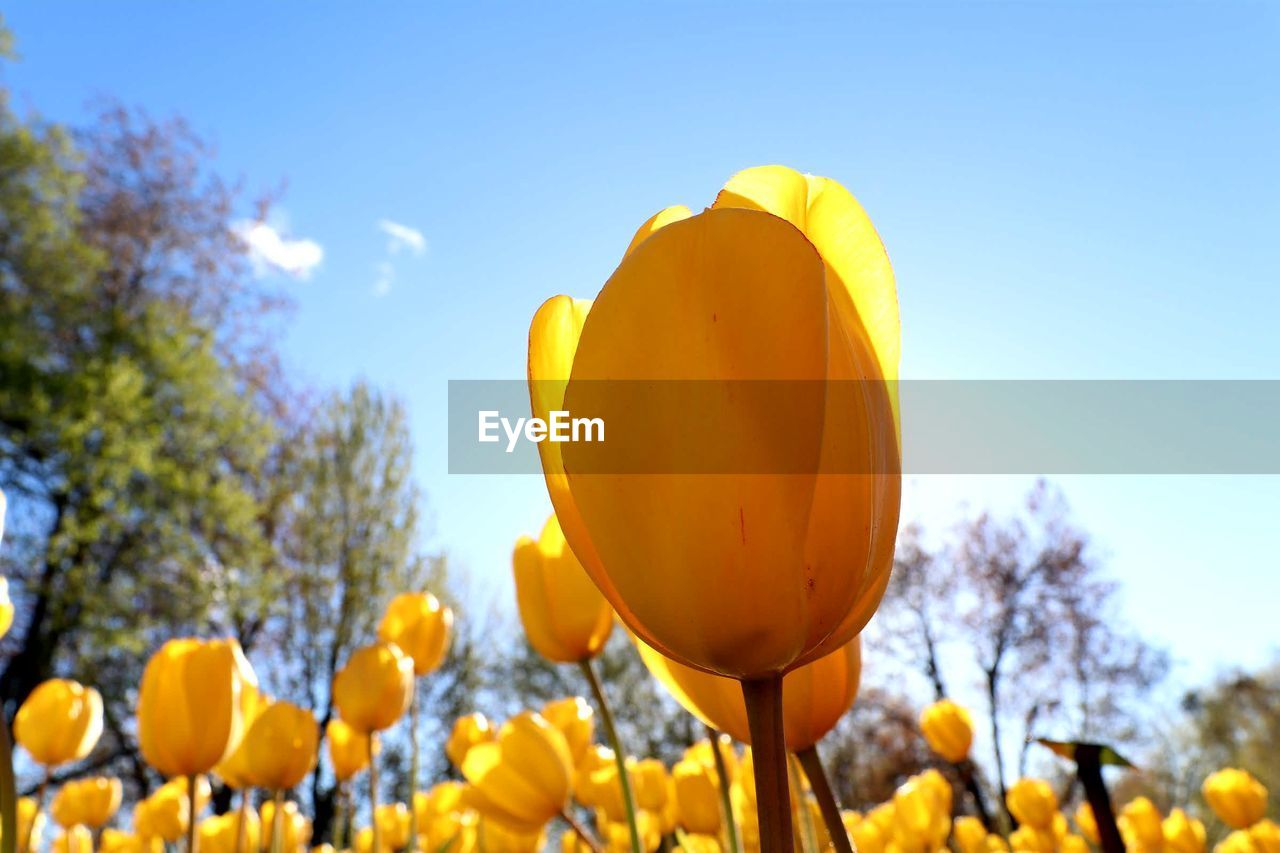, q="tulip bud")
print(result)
[476,817,544,853]
[1006,779,1058,831]
[199,813,259,853]
[377,592,453,676]
[446,713,495,771]
[953,815,989,853]
[1163,808,1207,853]
[414,781,477,853]
[137,638,258,777]
[50,777,122,829]
[99,829,161,853]
[461,711,573,832]
[7,797,46,853]
[1251,820,1280,853]
[327,718,374,782]
[919,699,974,763]
[673,758,721,835]
[51,826,92,853]
[374,803,412,852]
[134,777,210,843]
[242,700,319,790]
[15,679,103,767]
[214,683,270,790]
[0,578,13,641]
[260,800,311,853]
[1074,802,1100,845]
[332,642,413,734]
[1119,797,1164,850]
[513,515,614,663]
[539,697,594,766]
[632,759,670,812]
[1203,768,1269,830]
